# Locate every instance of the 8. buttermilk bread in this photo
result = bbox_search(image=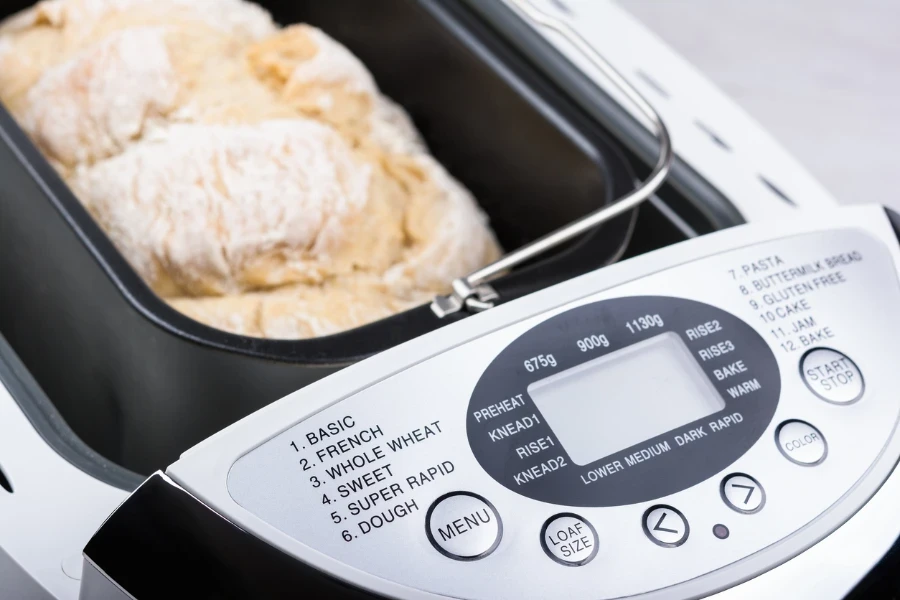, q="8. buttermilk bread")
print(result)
[0,0,501,338]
